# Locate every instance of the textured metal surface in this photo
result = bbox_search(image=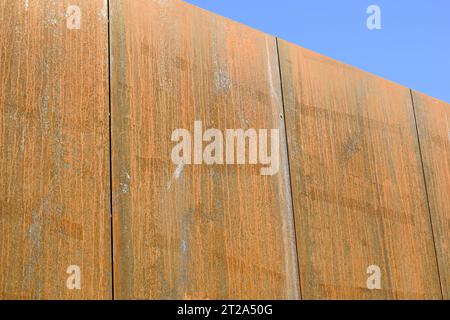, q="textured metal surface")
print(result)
[278,41,443,299]
[412,91,450,299]
[110,0,299,299]
[0,0,111,299]
[0,0,448,301]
